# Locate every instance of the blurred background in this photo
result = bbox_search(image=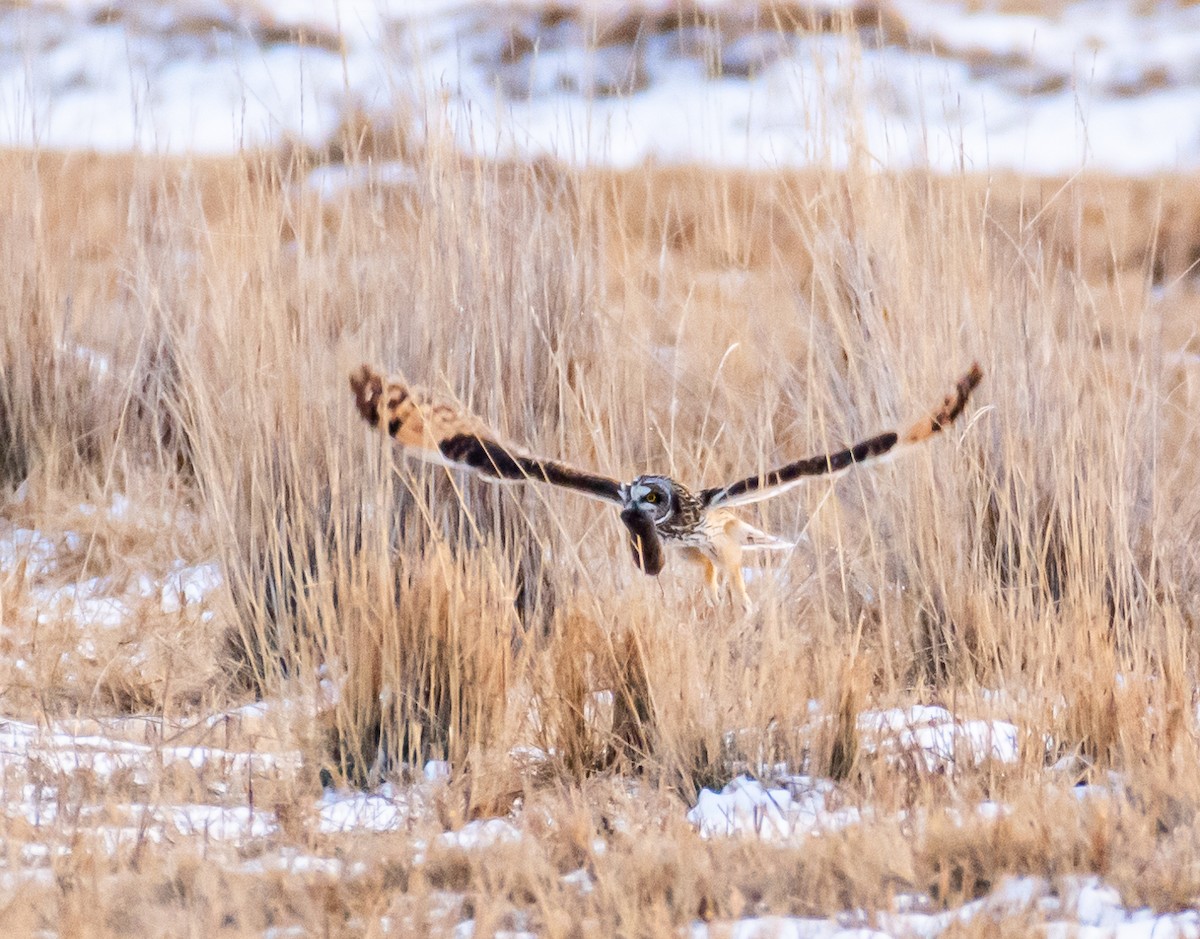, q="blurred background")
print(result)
[3,0,1198,173]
